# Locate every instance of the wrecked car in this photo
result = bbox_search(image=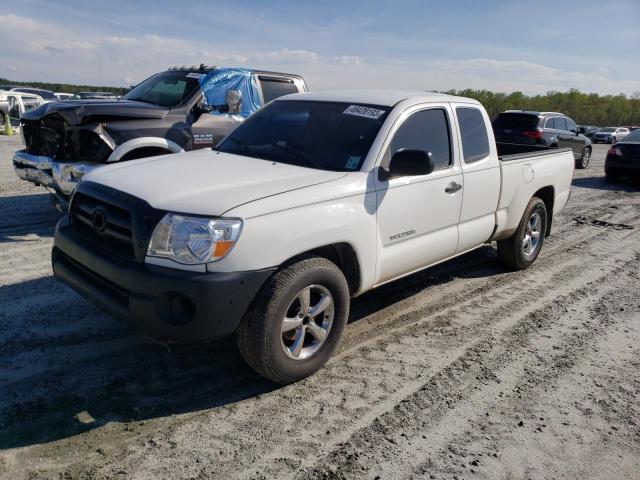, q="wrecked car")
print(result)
[13,66,307,210]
